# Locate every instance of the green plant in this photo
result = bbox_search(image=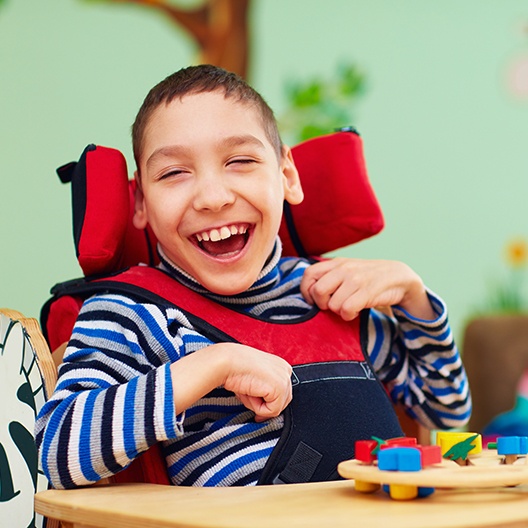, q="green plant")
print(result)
[474,238,528,316]
[278,62,366,144]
